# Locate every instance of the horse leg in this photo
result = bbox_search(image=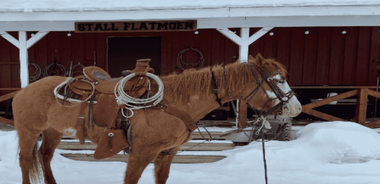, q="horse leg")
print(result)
[124,146,161,184]
[154,147,180,184]
[40,128,63,184]
[17,128,43,184]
